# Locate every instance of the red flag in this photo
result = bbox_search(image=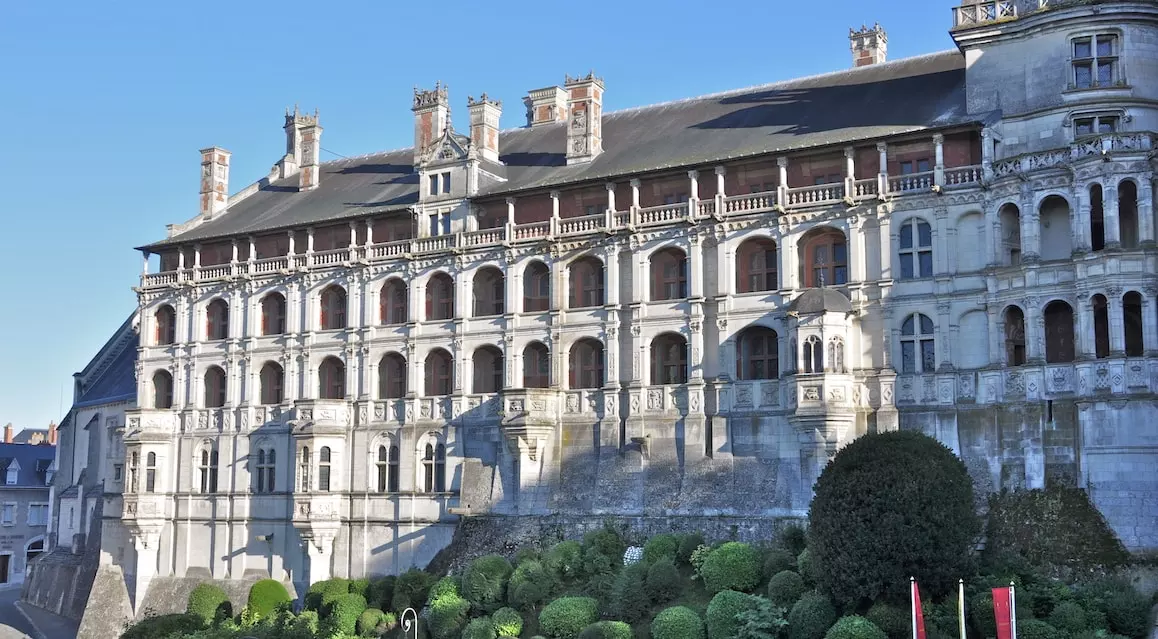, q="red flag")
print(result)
[911,580,927,639]
[992,587,1013,639]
